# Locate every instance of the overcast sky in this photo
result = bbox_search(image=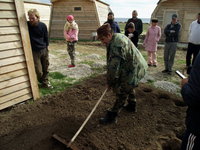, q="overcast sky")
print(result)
[101,0,158,18]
